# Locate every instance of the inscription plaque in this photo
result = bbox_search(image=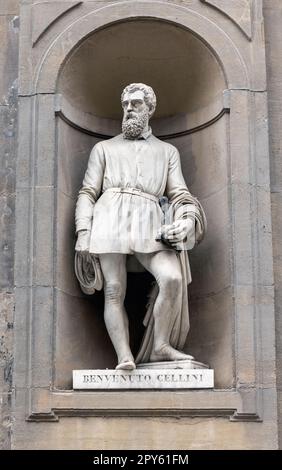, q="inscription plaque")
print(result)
[73,369,214,390]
